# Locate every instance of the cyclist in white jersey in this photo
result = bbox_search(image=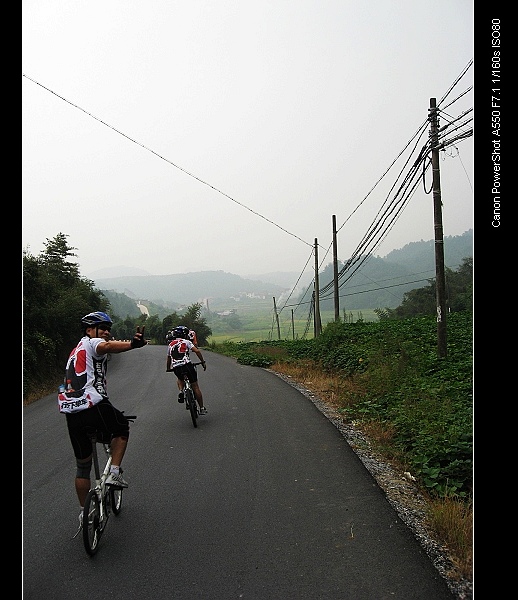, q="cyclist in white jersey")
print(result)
[166,325,207,414]
[58,311,147,527]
